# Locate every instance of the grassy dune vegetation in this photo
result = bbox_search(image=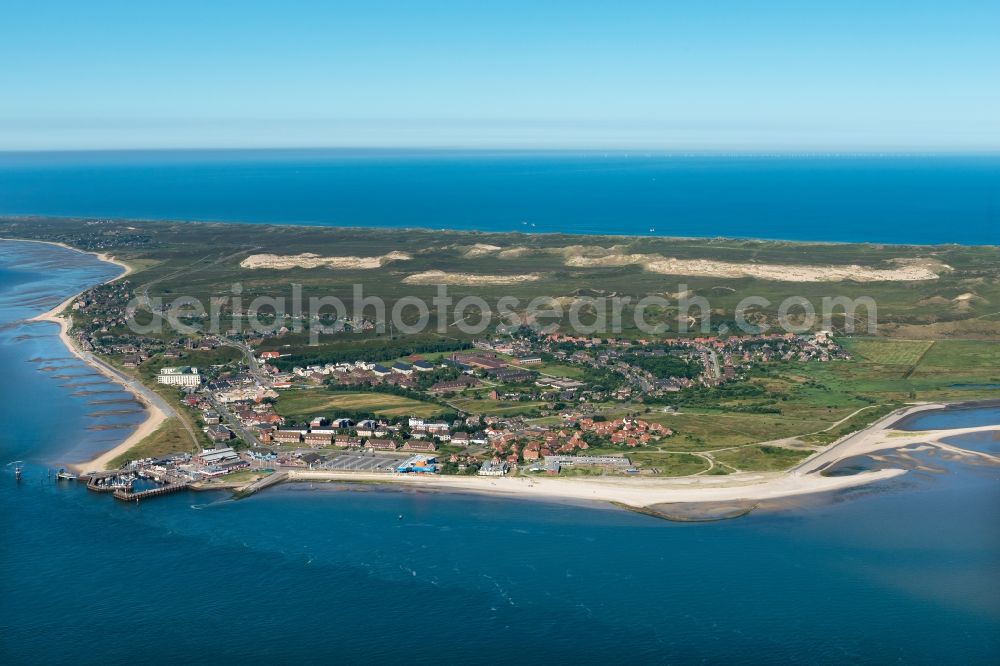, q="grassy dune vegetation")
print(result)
[617,336,1000,470]
[4,217,999,341]
[107,417,195,469]
[448,396,547,416]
